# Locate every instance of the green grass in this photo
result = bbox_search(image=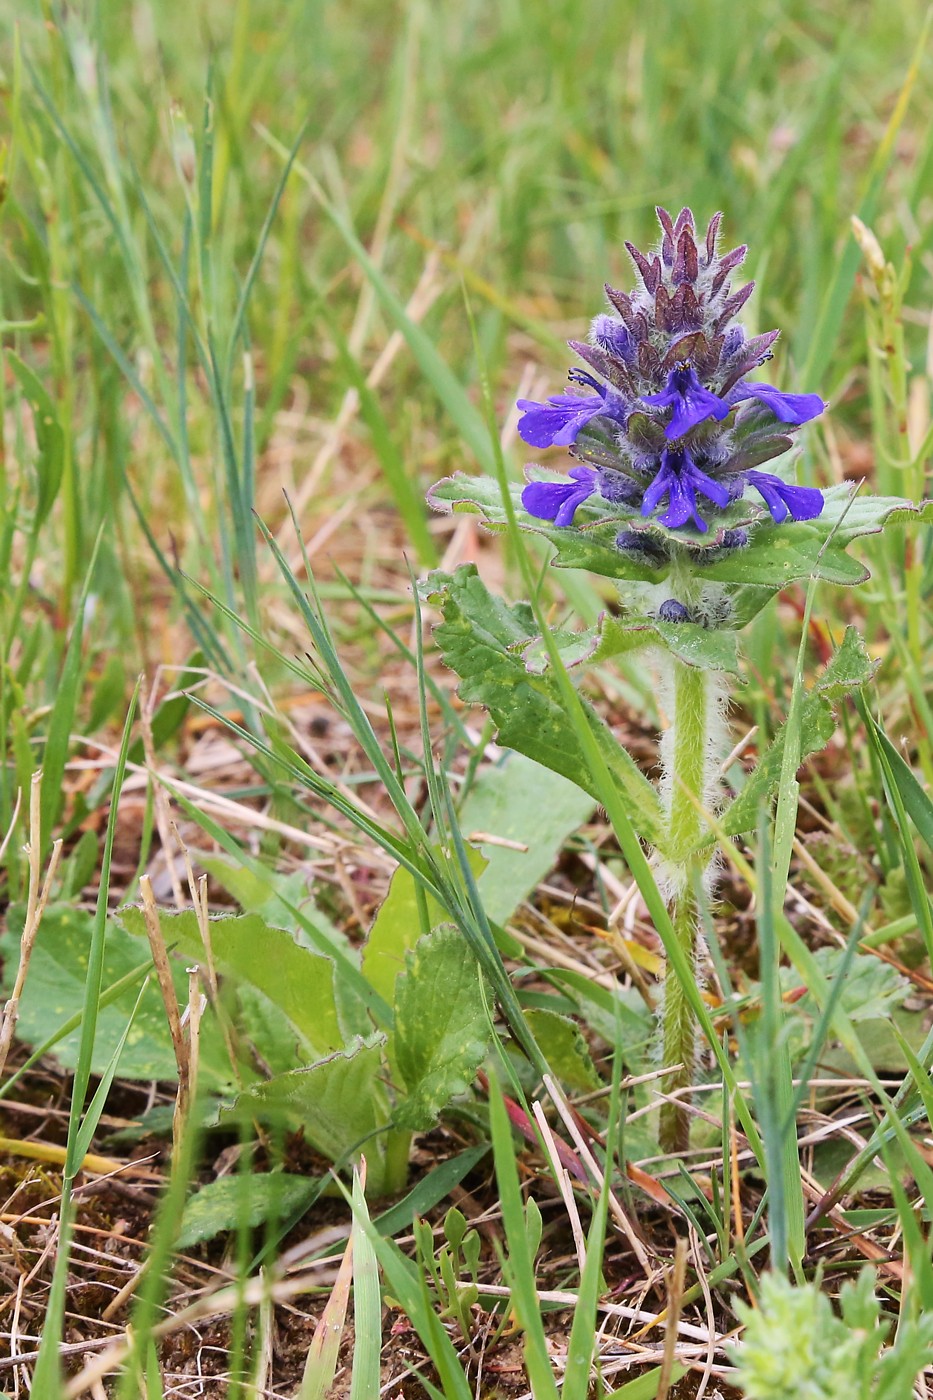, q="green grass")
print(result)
[1,0,933,1394]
